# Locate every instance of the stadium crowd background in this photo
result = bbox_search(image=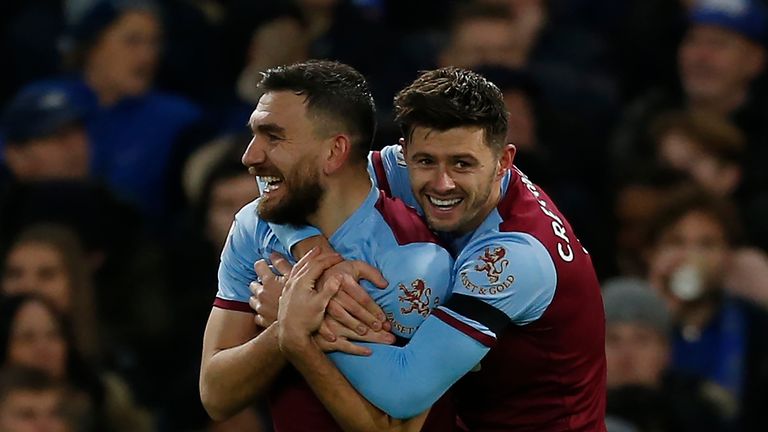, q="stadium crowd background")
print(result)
[0,0,767,431]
